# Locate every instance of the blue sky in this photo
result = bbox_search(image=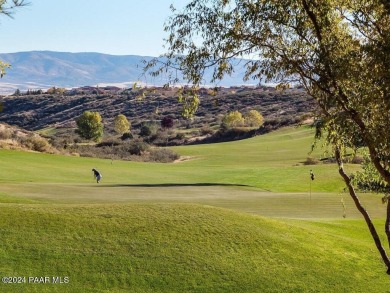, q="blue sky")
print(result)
[0,0,187,56]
